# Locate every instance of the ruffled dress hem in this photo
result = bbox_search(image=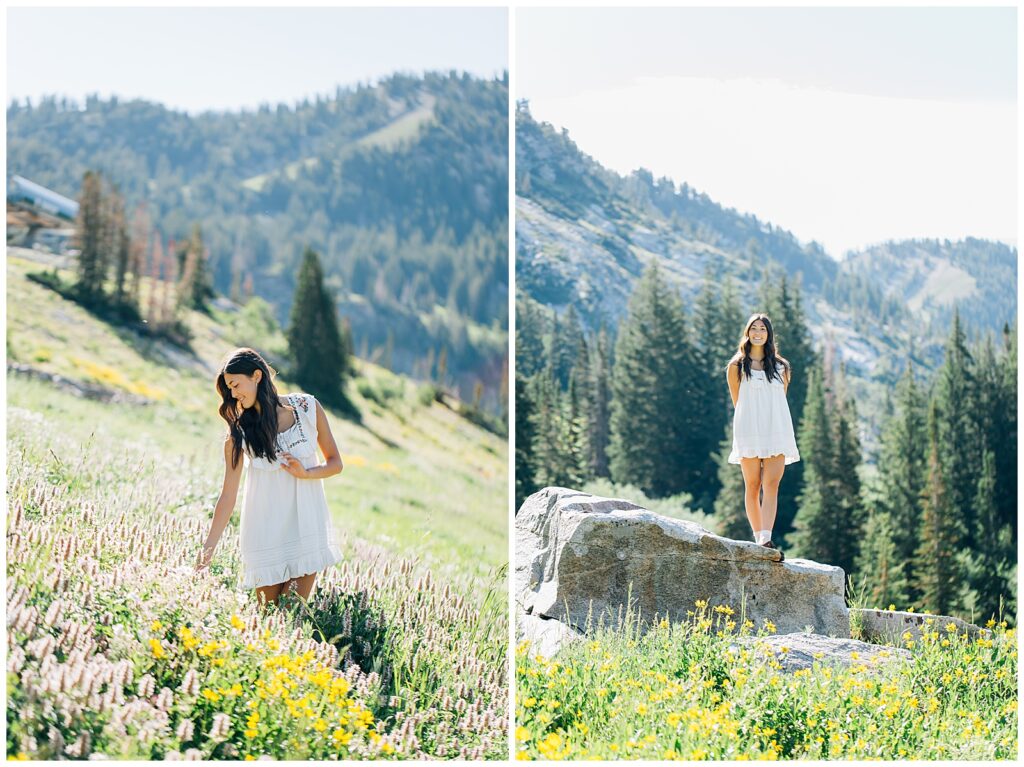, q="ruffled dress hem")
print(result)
[240,543,344,589]
[728,446,801,465]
